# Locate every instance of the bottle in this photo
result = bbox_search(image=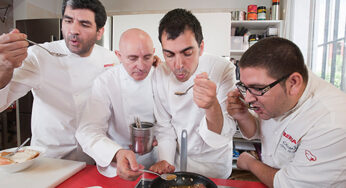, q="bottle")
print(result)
[271,0,280,20]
